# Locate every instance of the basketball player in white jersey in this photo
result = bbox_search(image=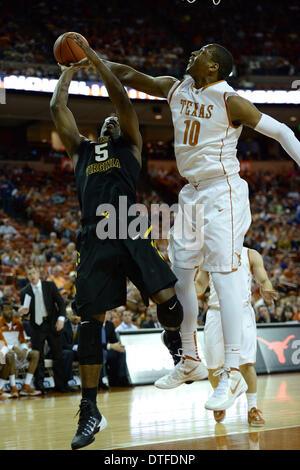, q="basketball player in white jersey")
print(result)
[78,43,300,409]
[195,247,278,423]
